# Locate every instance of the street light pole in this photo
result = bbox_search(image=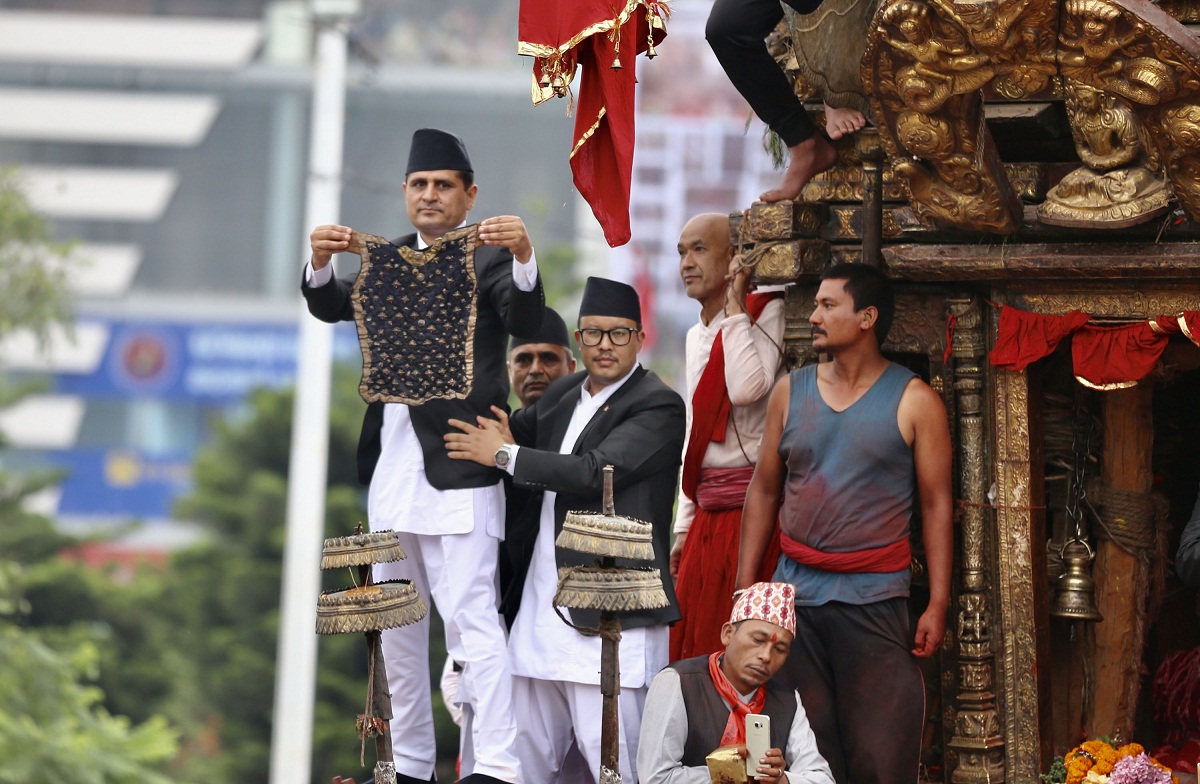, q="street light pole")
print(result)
[269,3,358,782]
